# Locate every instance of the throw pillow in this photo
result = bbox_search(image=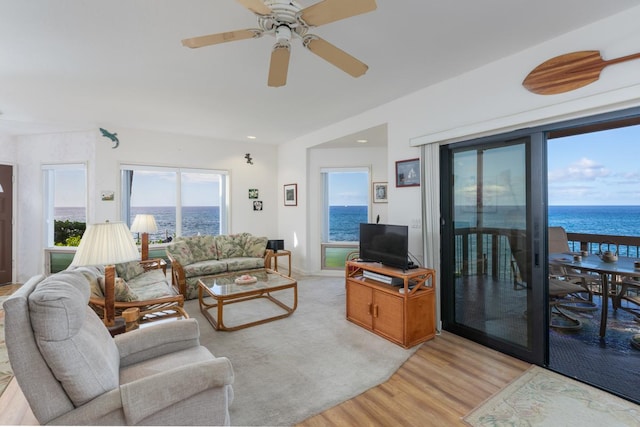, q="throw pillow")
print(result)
[244,235,268,257]
[115,260,145,281]
[67,266,104,298]
[166,240,193,265]
[98,277,139,302]
[215,234,245,259]
[184,235,217,262]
